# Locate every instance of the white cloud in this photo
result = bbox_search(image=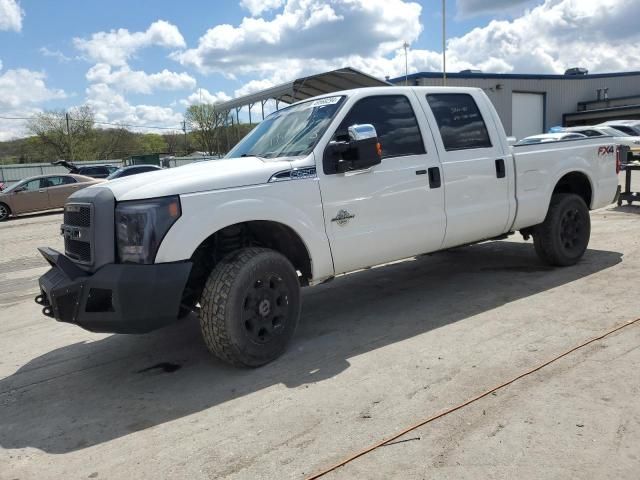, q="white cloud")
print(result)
[39,47,77,63]
[180,88,231,106]
[86,83,183,130]
[74,20,186,66]
[86,63,196,94]
[0,68,66,109]
[0,0,23,32]
[0,64,66,140]
[441,0,640,74]
[234,79,276,98]
[240,0,284,16]
[173,0,422,75]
